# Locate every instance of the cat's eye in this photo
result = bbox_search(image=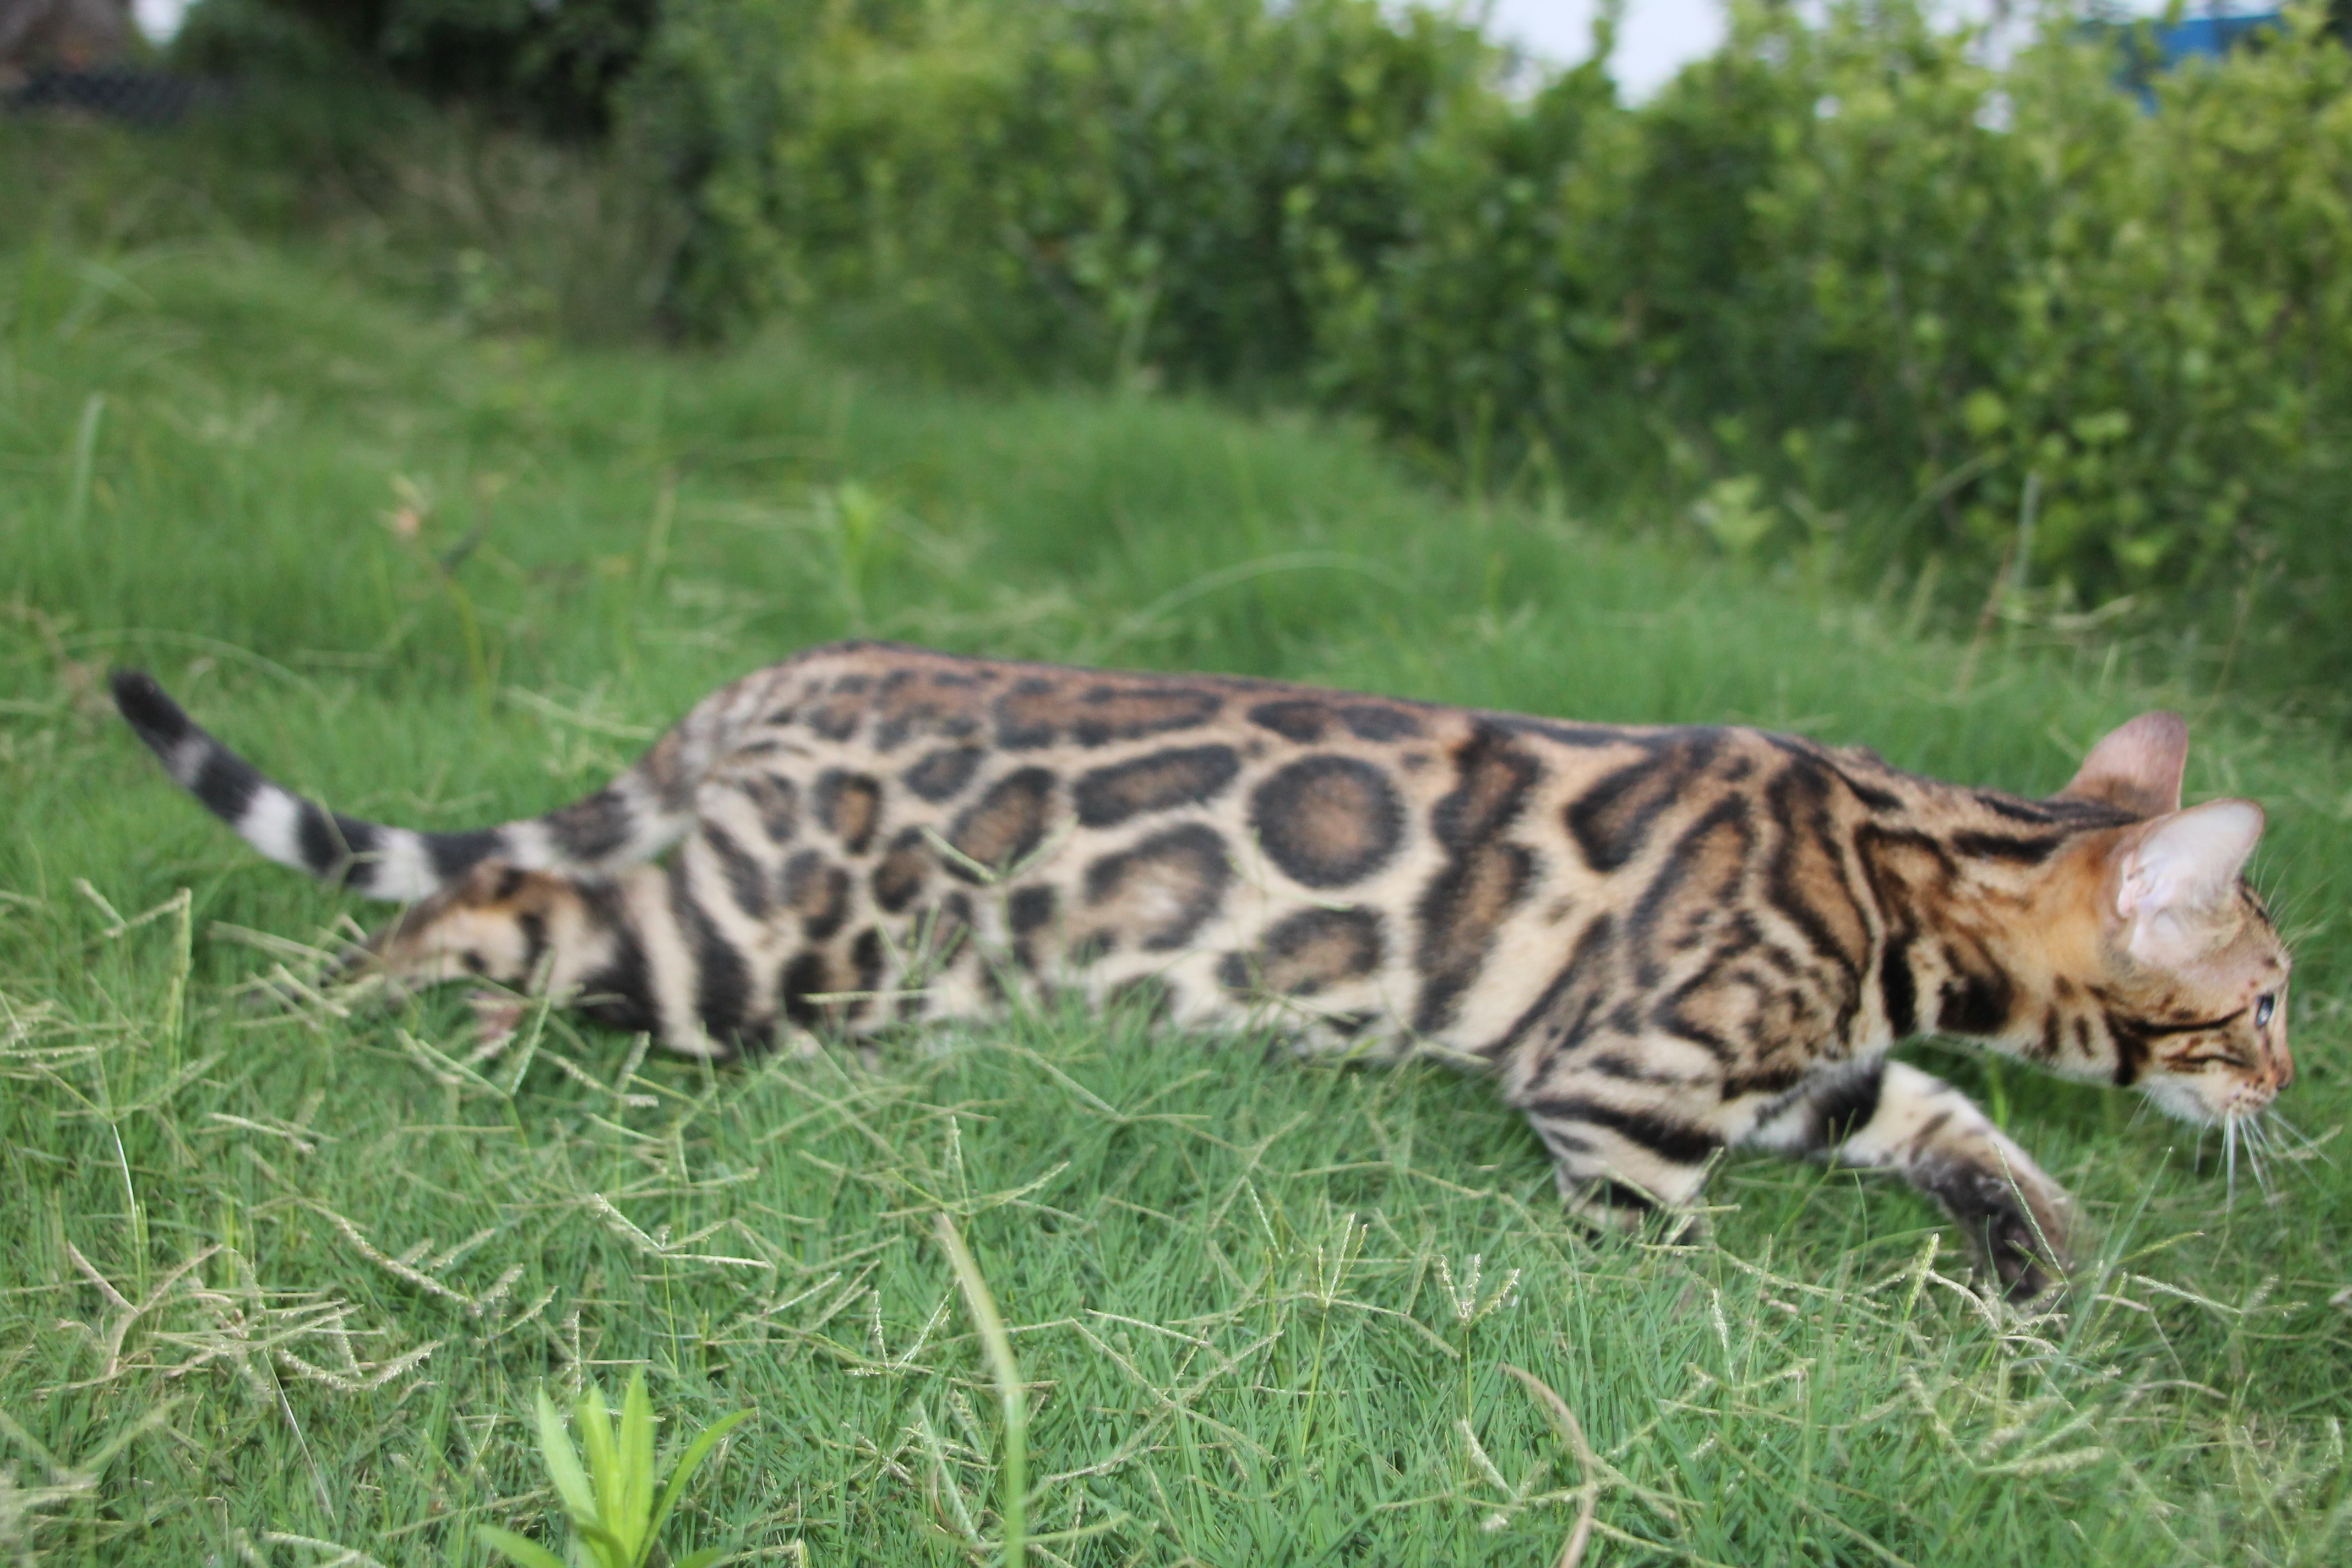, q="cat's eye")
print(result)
[2255,993,2277,1029]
